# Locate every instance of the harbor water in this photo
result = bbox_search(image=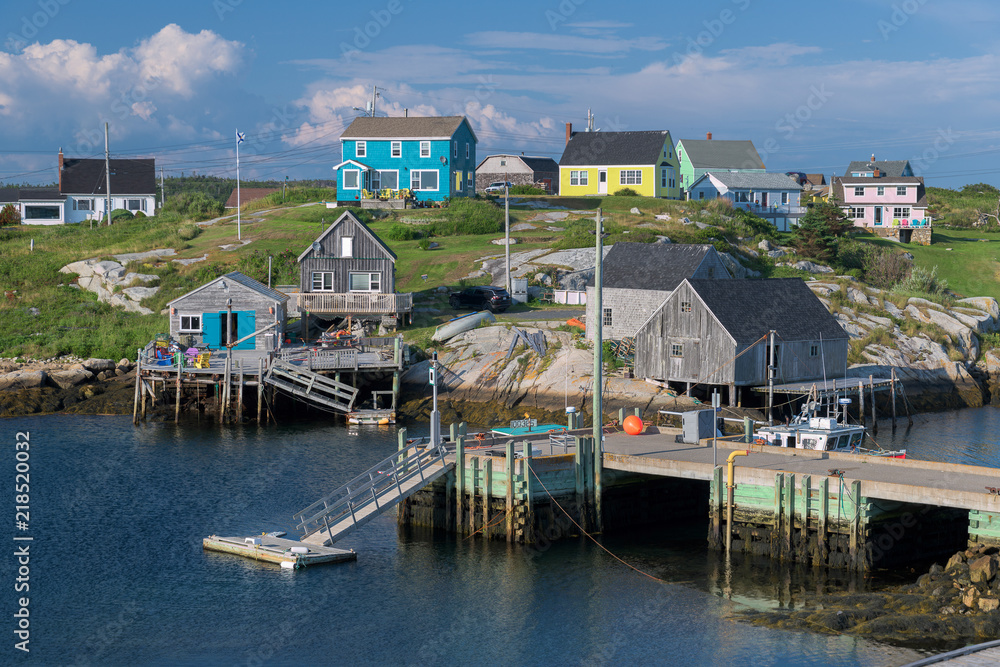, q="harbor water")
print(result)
[9,408,1000,665]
